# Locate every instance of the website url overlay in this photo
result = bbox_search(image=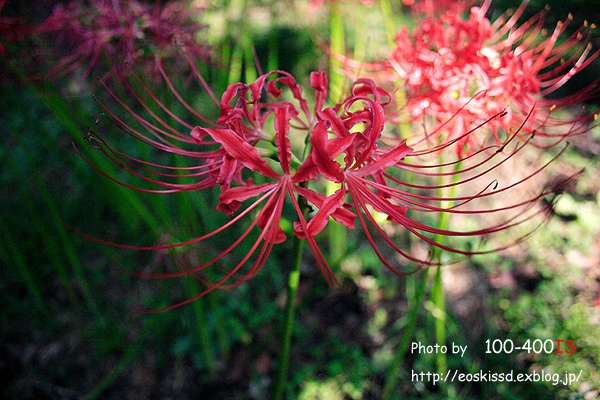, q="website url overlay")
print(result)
[412,369,583,386]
